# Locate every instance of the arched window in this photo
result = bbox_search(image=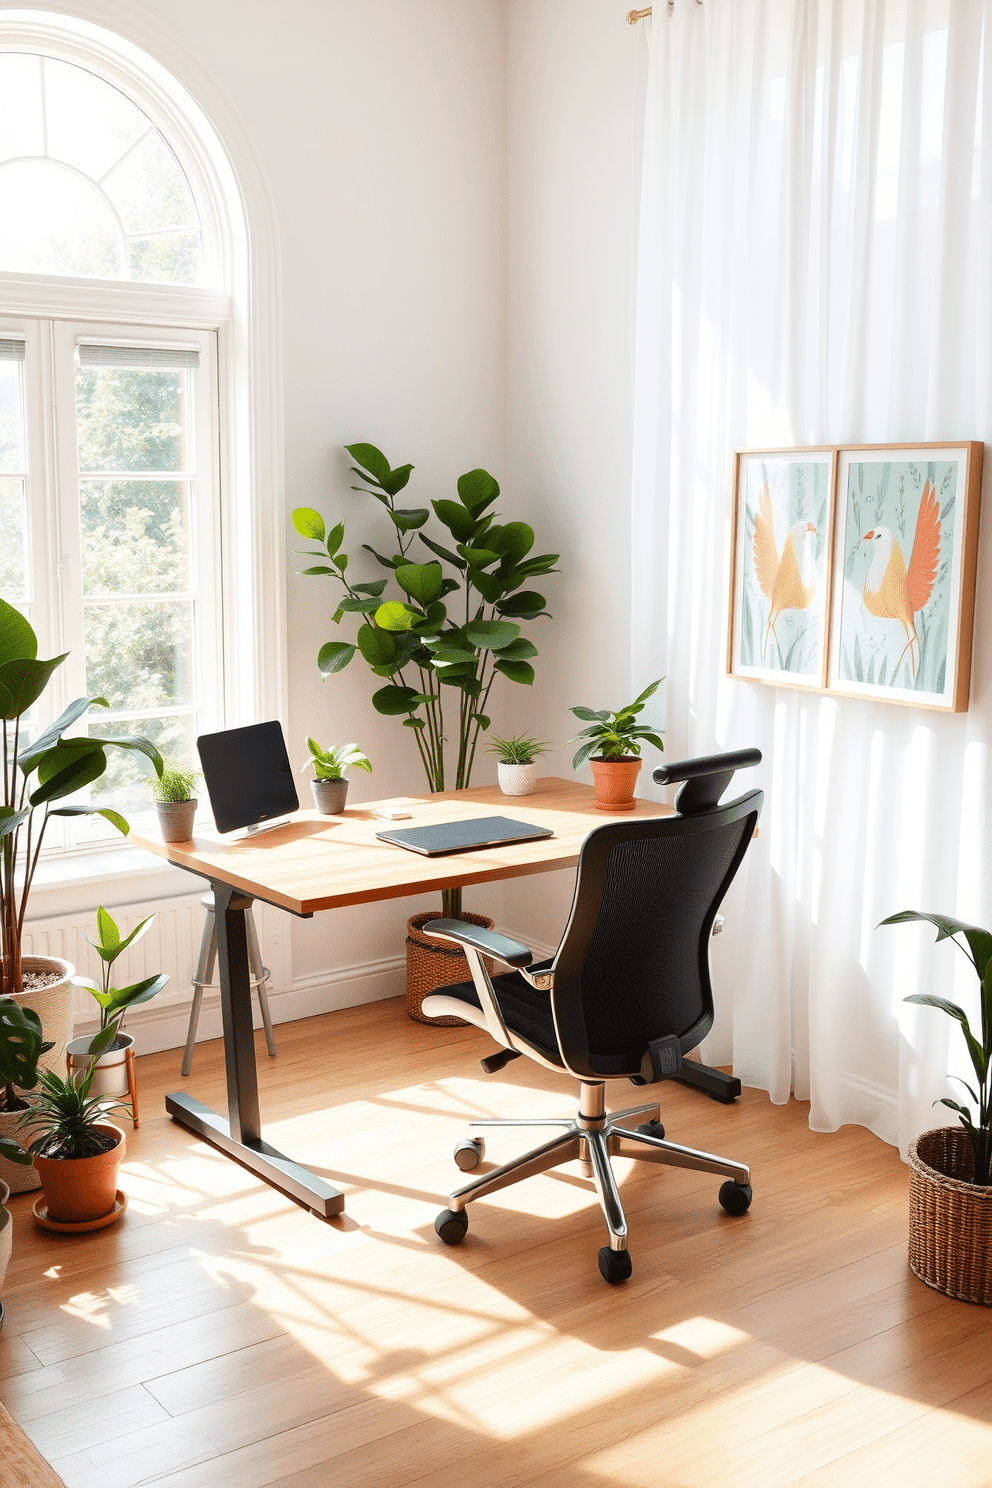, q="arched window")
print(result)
[0,53,203,283]
[0,15,283,858]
